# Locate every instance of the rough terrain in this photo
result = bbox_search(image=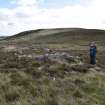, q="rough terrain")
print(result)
[0,28,105,105]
